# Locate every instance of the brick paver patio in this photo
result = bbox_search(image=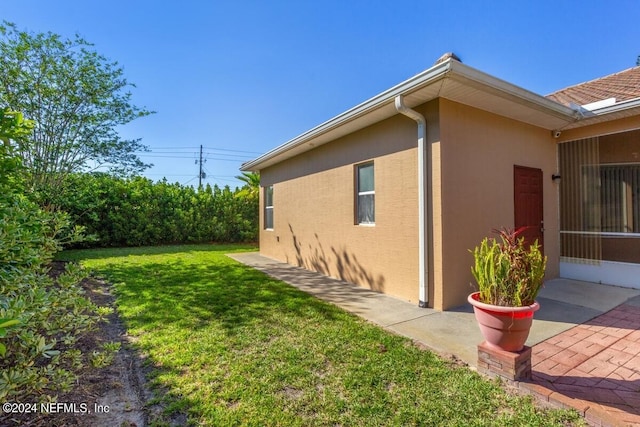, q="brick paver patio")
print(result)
[529,302,640,426]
